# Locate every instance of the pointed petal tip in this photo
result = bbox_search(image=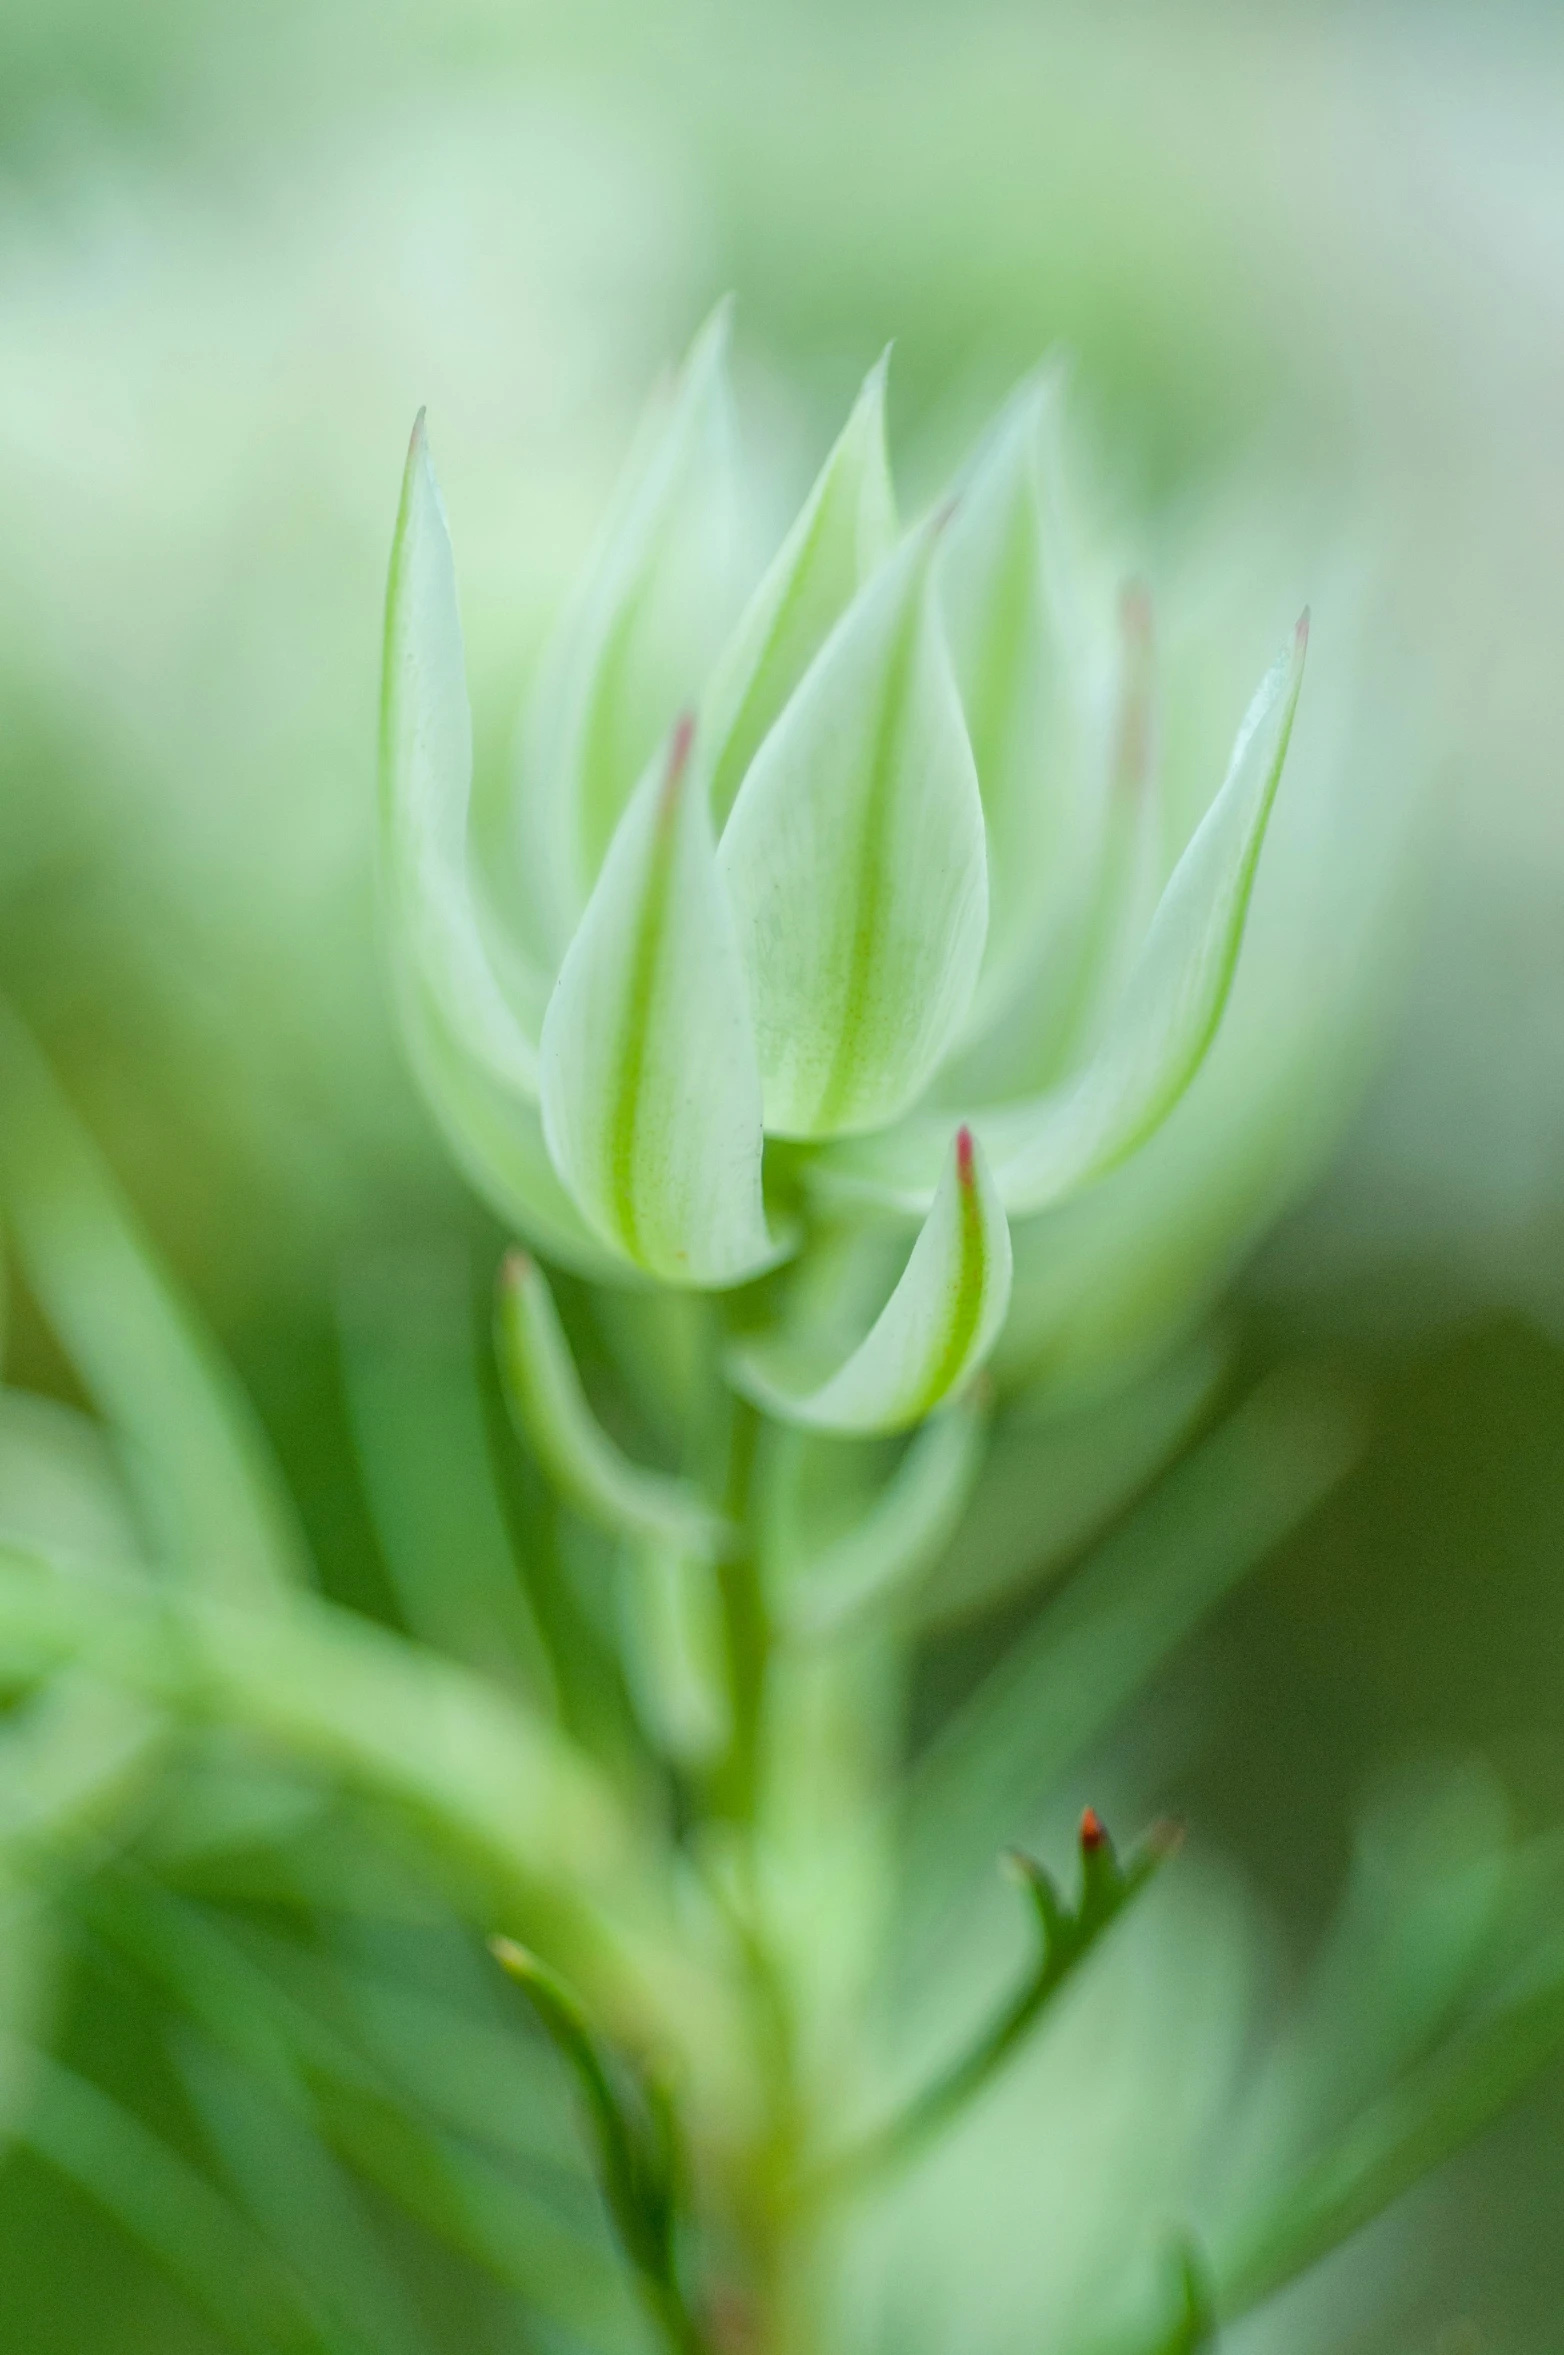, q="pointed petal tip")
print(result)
[955,1123,976,1185]
[1295,607,1311,652]
[1080,1806,1107,1850]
